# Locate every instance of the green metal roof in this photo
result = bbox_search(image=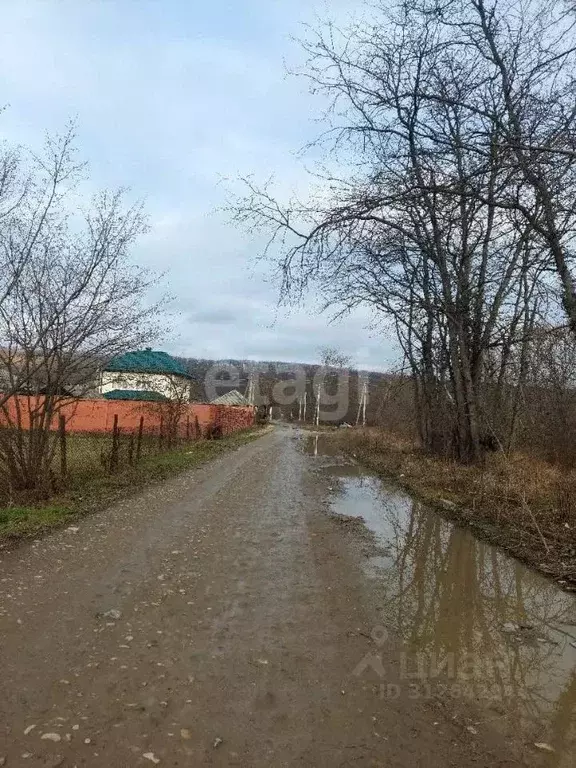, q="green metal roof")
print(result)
[103,389,169,402]
[104,349,191,378]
